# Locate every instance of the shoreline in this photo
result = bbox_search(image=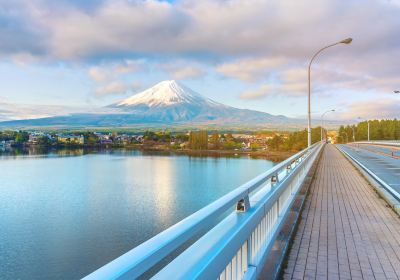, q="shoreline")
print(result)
[1,144,295,162]
[139,147,295,162]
